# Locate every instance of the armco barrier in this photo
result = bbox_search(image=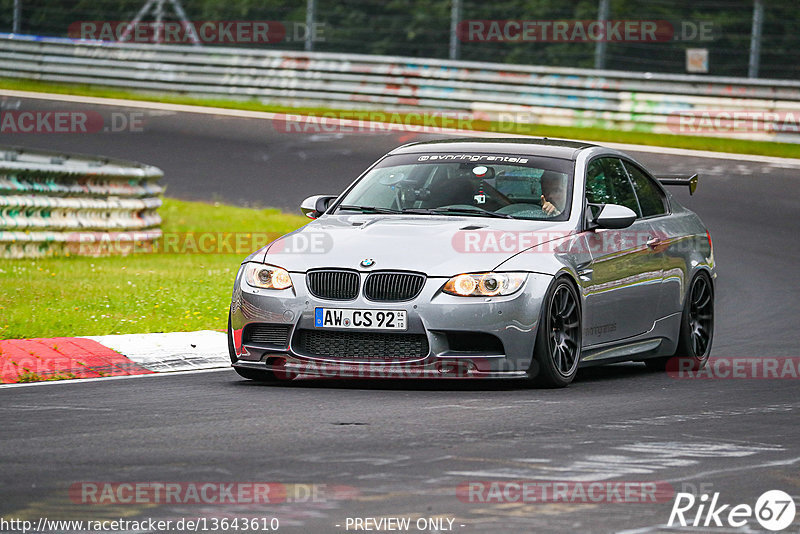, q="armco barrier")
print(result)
[0,146,163,258]
[1,34,799,142]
